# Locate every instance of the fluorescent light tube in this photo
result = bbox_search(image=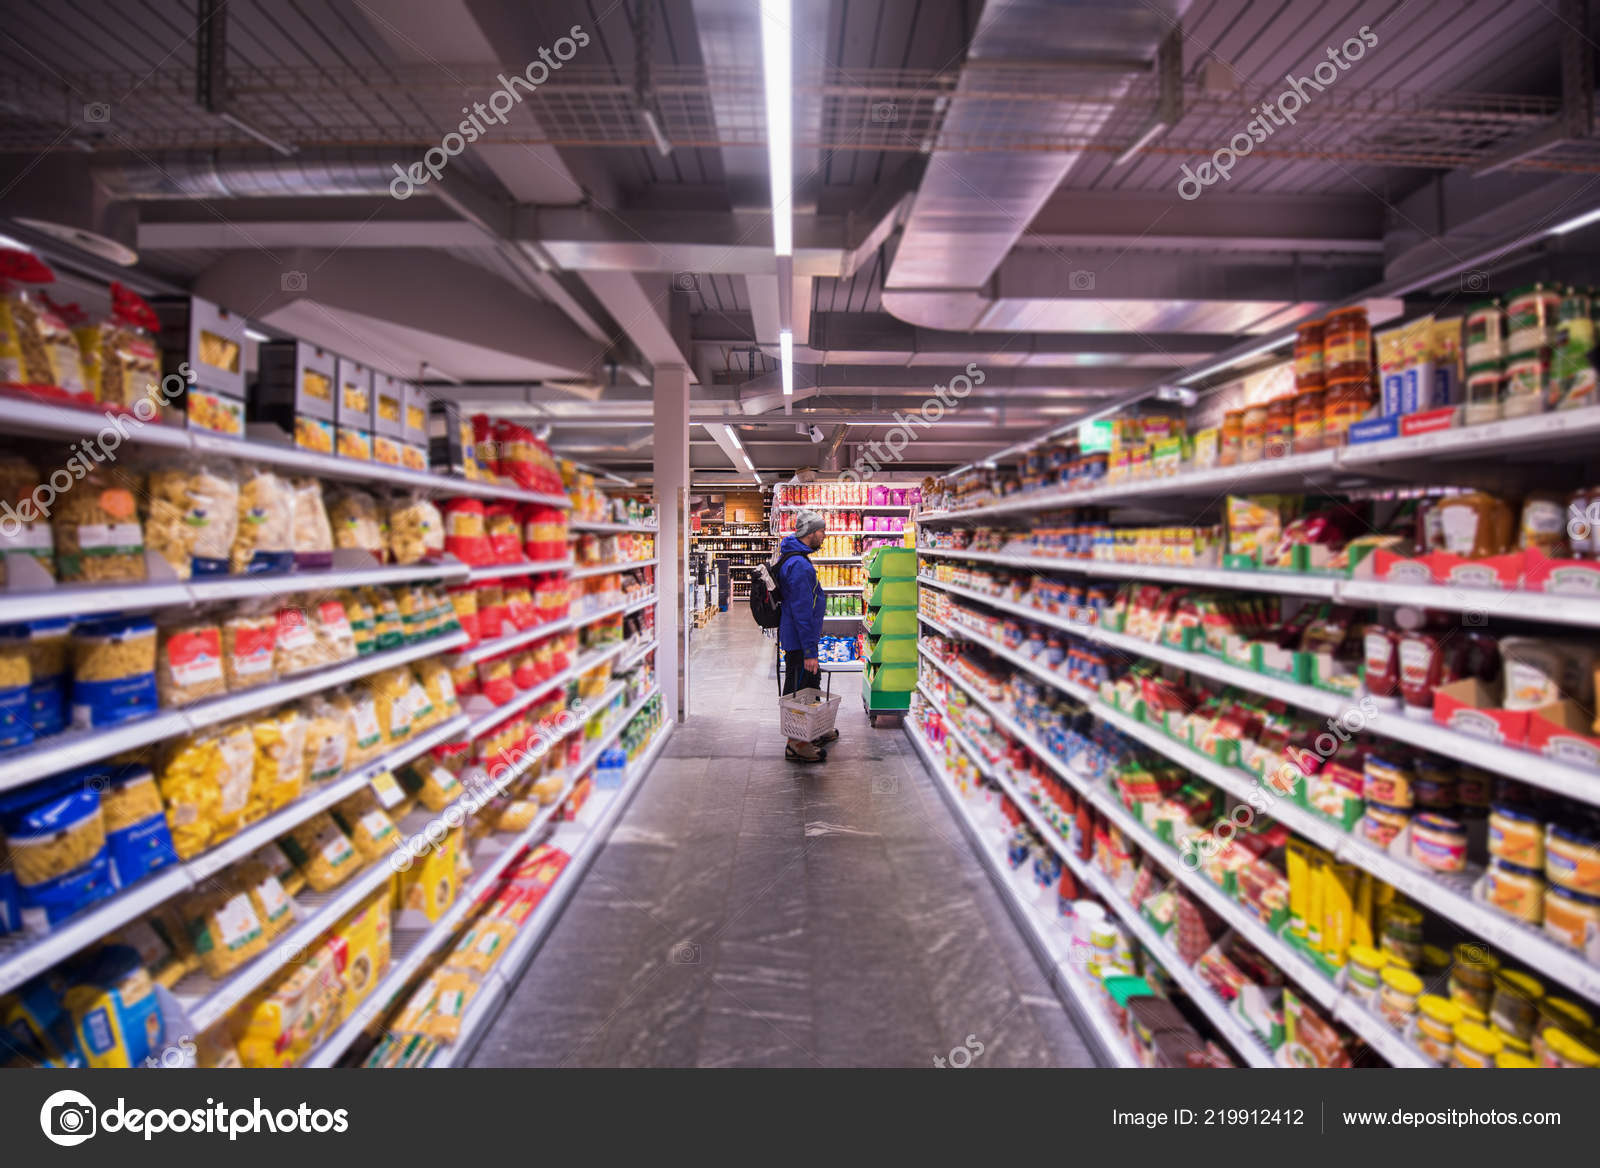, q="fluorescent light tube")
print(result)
[741,454,755,470]
[1550,207,1600,235]
[244,328,272,342]
[760,0,793,257]
[780,329,794,395]
[1177,334,1292,385]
